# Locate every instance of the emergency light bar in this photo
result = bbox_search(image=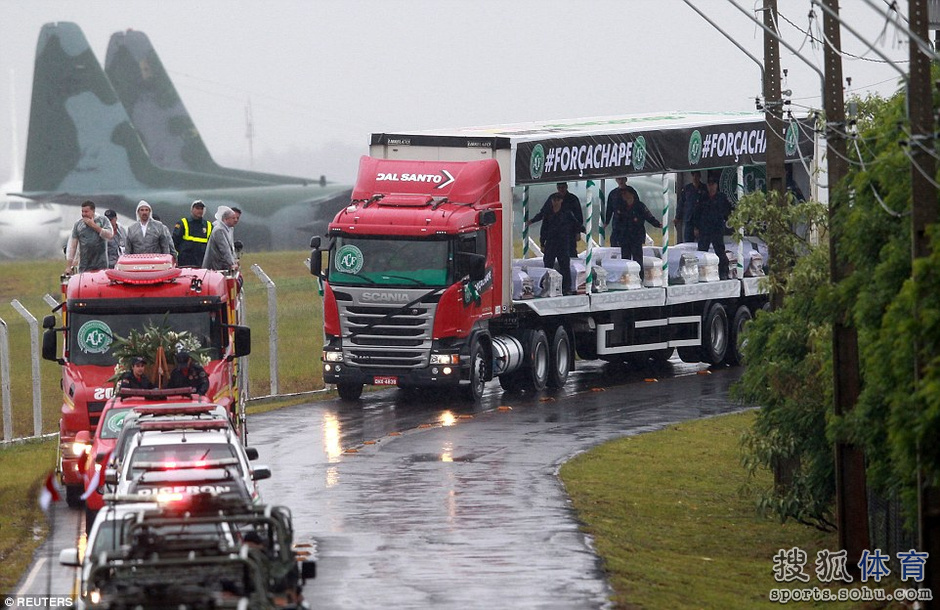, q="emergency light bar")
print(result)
[137,419,229,431]
[134,457,239,471]
[133,405,218,416]
[118,388,197,400]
